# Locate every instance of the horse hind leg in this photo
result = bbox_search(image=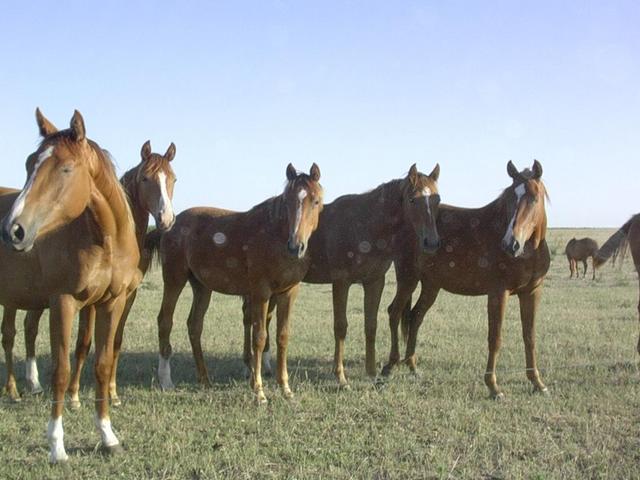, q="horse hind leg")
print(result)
[582,259,588,278]
[108,290,137,407]
[404,283,439,375]
[518,288,548,395]
[186,278,213,387]
[363,276,385,381]
[274,284,300,399]
[157,272,188,391]
[484,290,508,399]
[24,309,45,394]
[67,306,95,409]
[332,281,351,387]
[2,307,20,401]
